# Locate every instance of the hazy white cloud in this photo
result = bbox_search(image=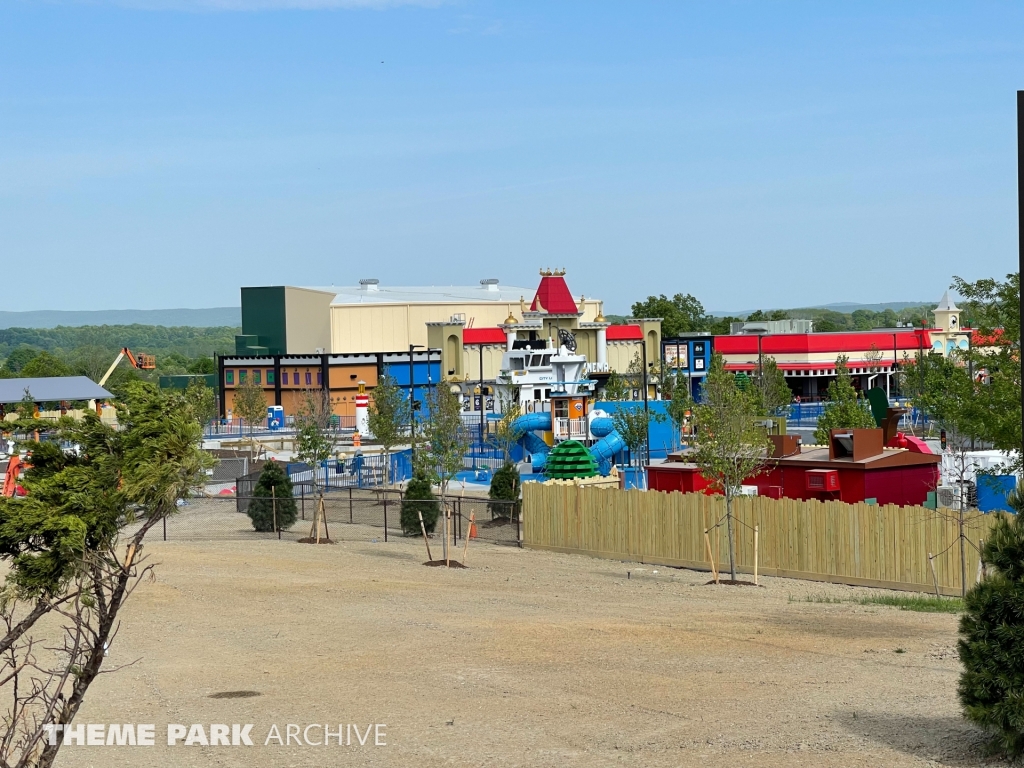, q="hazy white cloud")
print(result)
[75,0,445,10]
